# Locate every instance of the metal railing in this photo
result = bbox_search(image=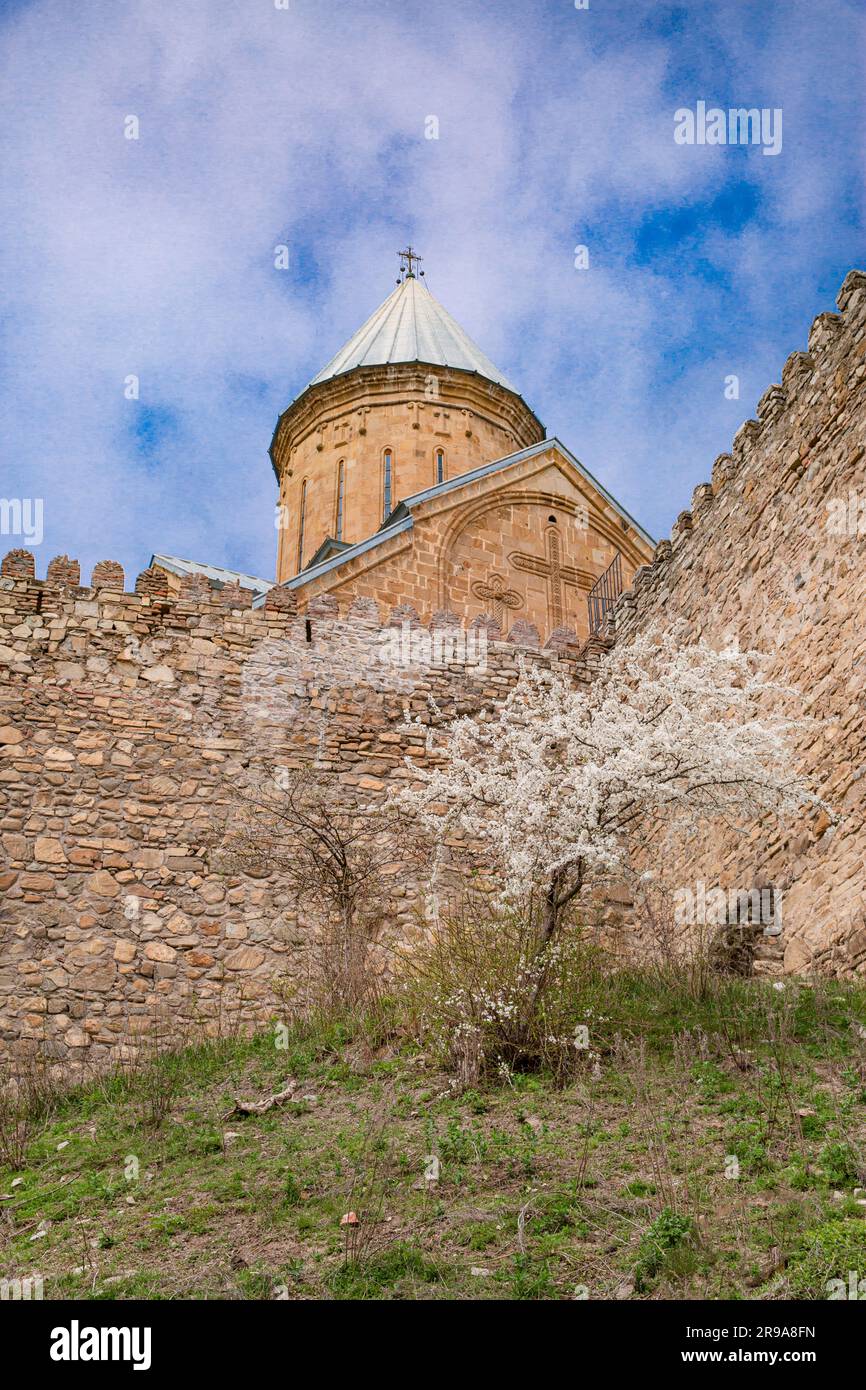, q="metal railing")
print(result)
[587,551,623,634]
